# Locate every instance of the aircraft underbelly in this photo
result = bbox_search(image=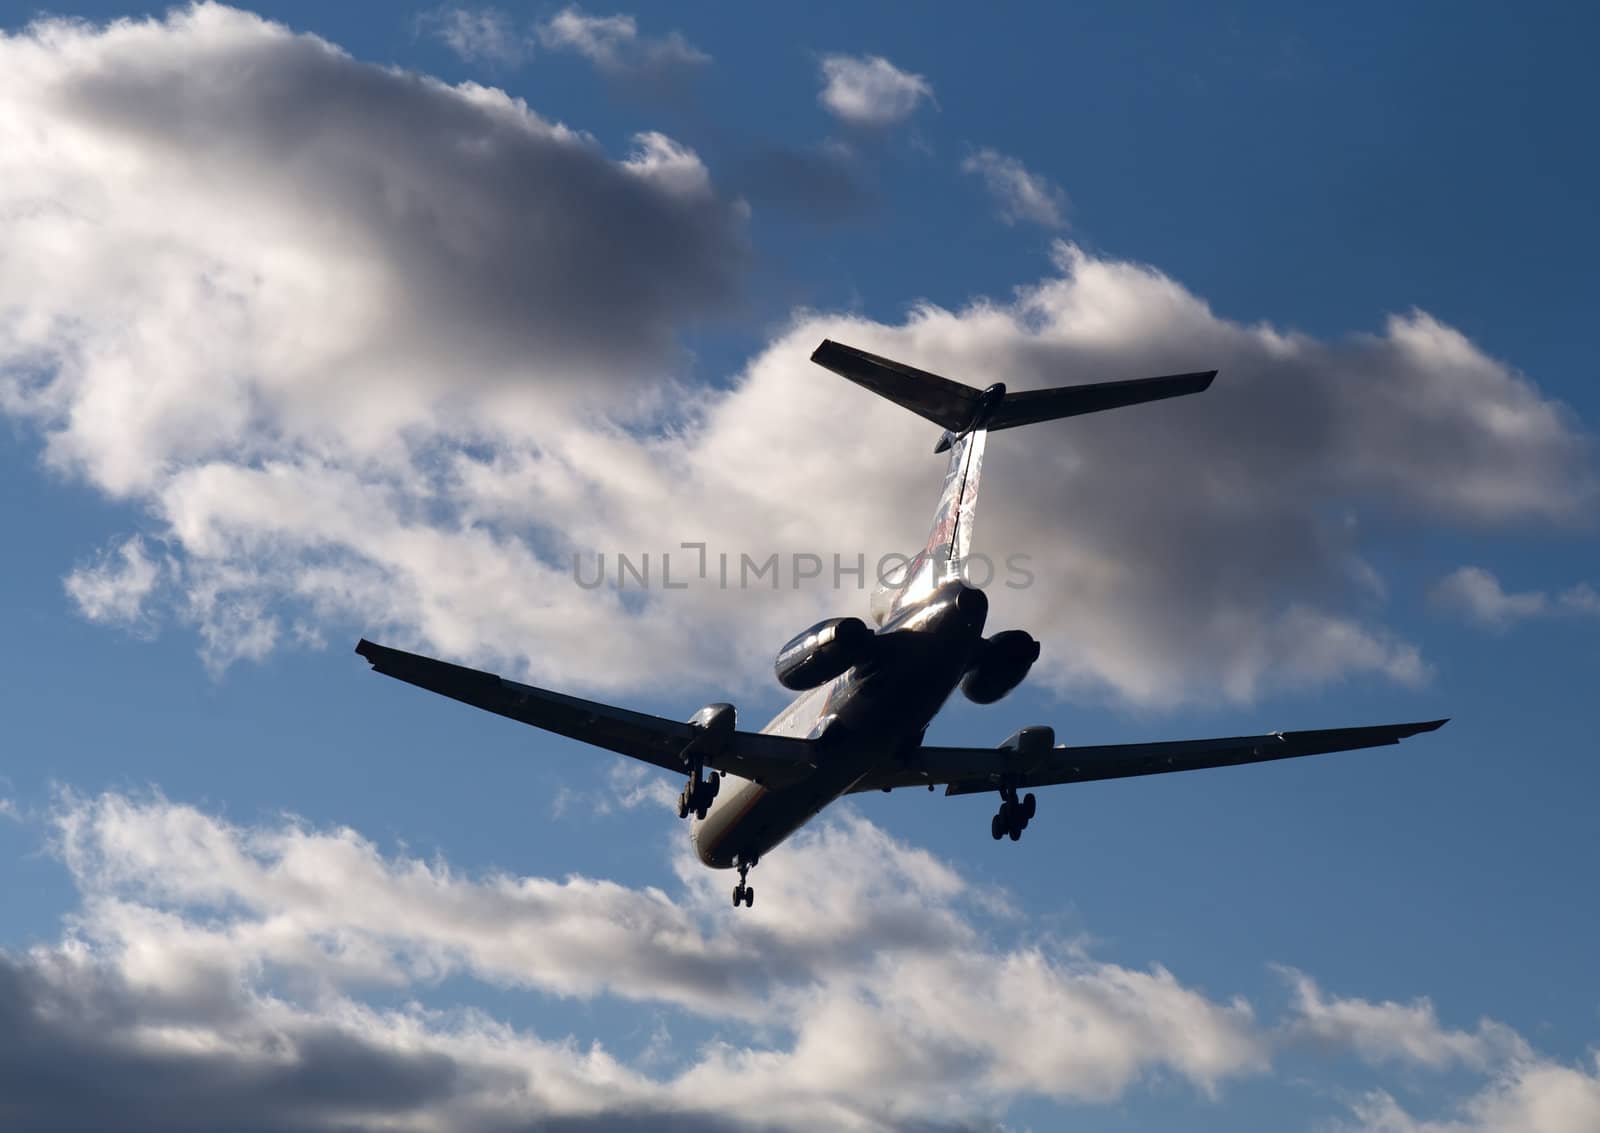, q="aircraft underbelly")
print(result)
[692,761,869,869]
